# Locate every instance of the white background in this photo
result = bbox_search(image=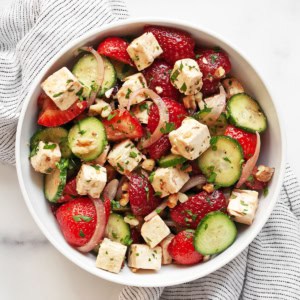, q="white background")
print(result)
[0,0,299,299]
